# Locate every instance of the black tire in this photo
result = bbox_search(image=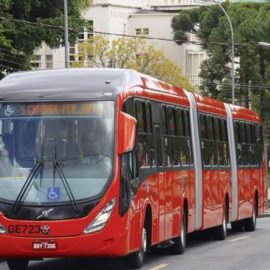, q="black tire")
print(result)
[170,212,187,255]
[231,220,244,232]
[244,203,256,232]
[125,228,147,269]
[7,259,29,270]
[214,207,227,240]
